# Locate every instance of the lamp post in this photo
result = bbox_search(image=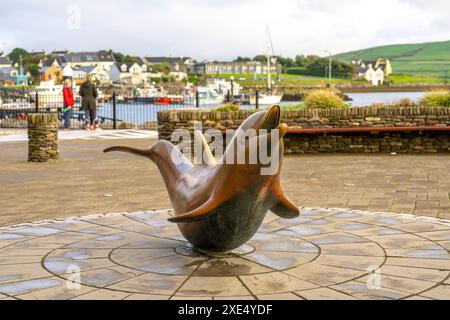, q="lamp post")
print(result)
[230,76,234,98]
[325,50,332,87]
